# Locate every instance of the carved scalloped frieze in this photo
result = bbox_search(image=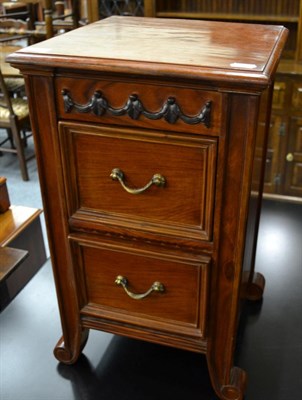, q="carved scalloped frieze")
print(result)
[61,89,211,127]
